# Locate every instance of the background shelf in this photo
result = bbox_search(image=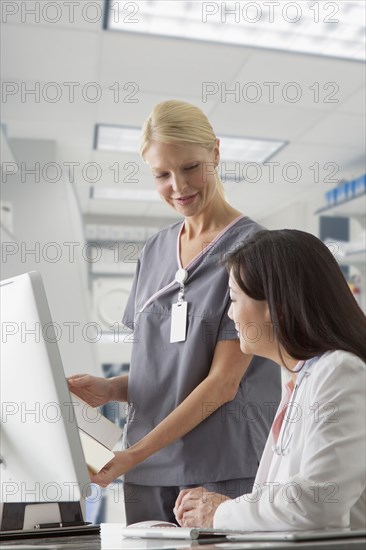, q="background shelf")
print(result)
[316,193,366,218]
